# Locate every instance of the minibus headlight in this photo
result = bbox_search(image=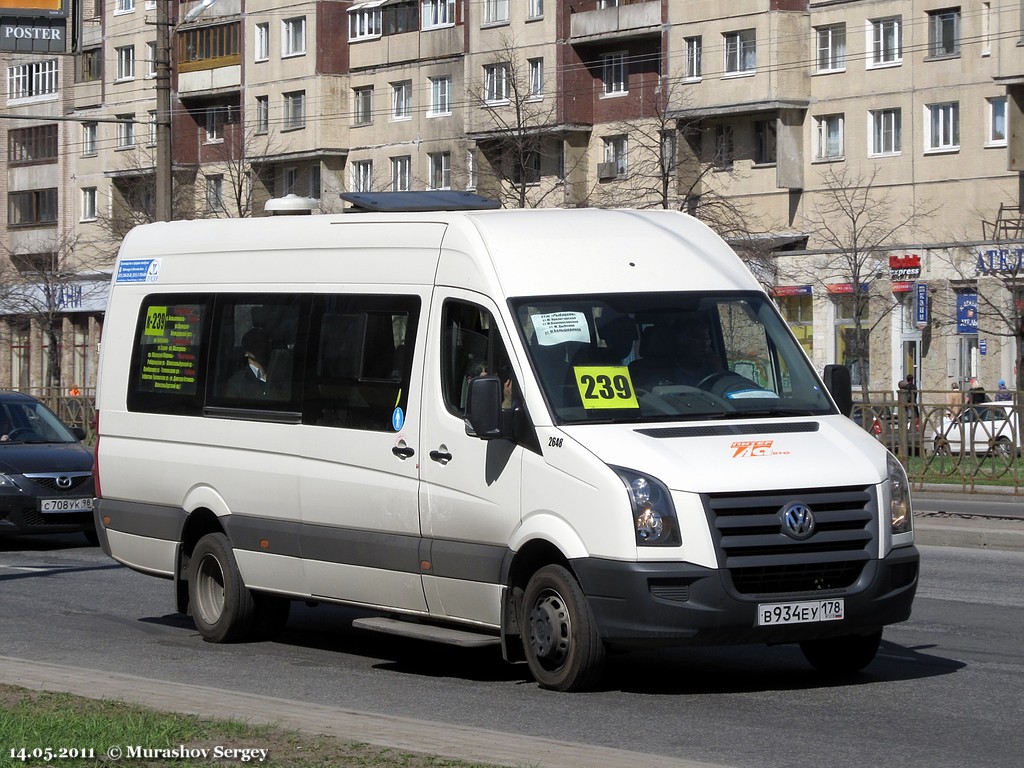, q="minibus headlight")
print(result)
[612,467,681,547]
[887,453,913,536]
